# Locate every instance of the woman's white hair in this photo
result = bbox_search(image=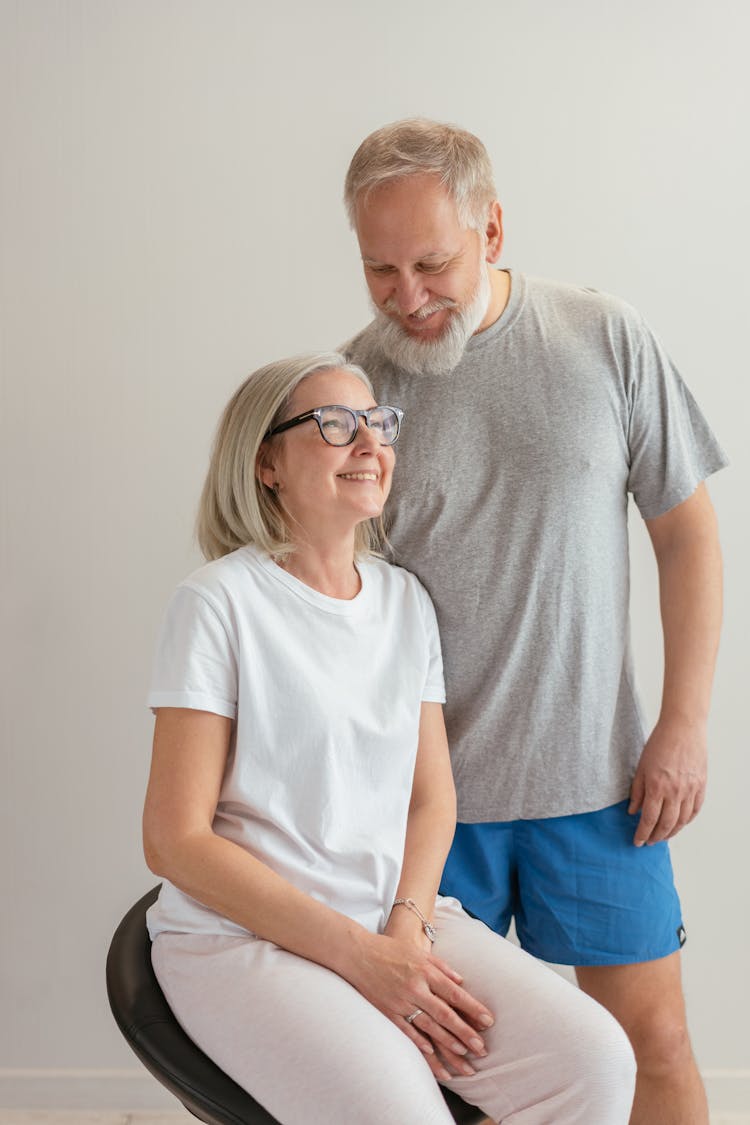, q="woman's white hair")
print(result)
[344,117,497,232]
[196,351,386,562]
